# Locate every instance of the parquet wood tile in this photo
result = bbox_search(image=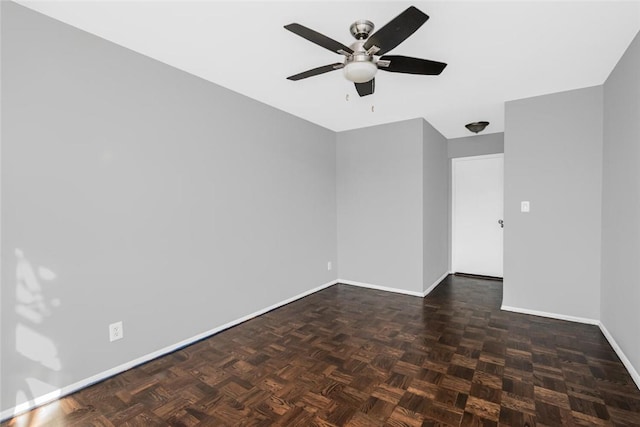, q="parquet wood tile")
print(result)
[3,275,640,426]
